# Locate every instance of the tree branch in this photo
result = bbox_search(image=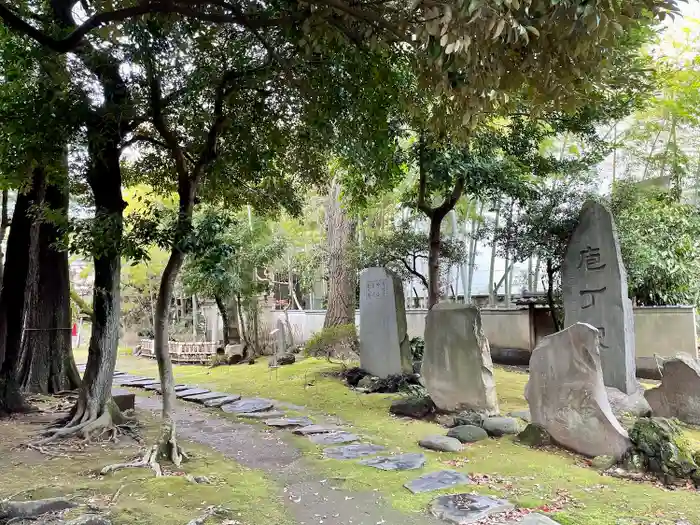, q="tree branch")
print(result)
[400,258,429,290]
[435,175,466,218]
